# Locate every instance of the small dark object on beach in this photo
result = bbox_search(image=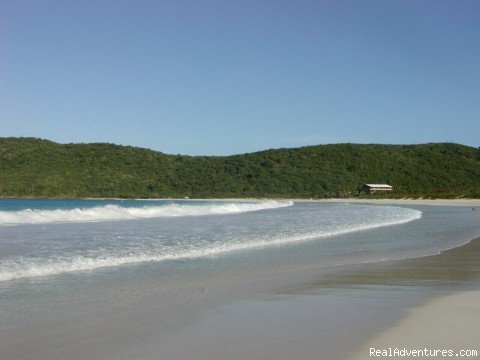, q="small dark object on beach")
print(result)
[473,208,476,211]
